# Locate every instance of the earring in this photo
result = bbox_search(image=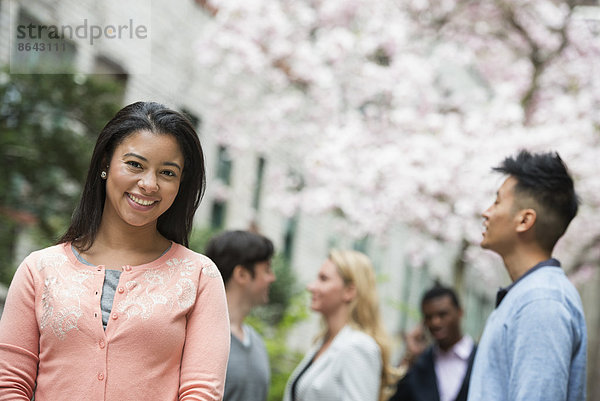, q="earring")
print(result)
[101,171,107,179]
